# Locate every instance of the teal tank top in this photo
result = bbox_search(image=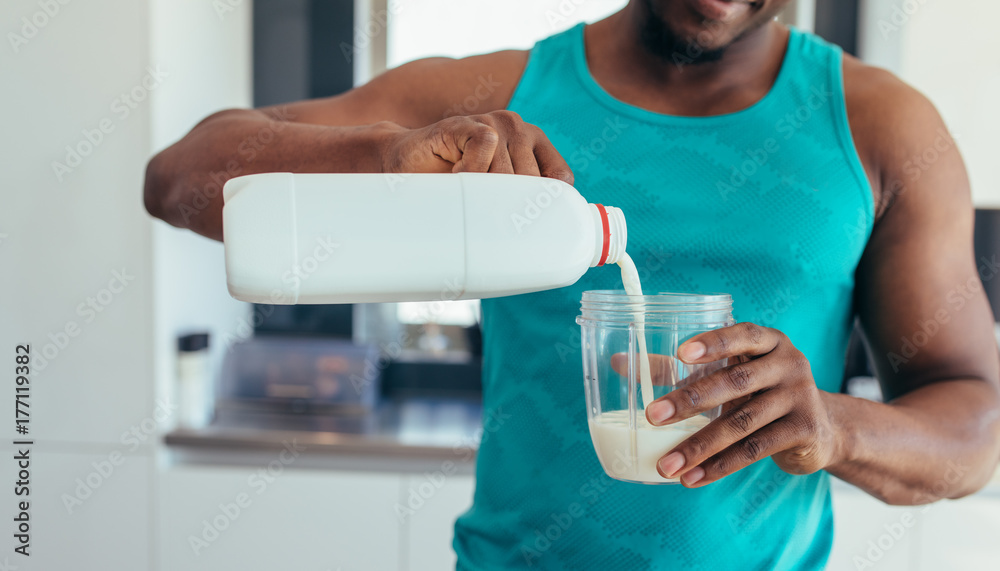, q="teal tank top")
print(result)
[454,24,874,571]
